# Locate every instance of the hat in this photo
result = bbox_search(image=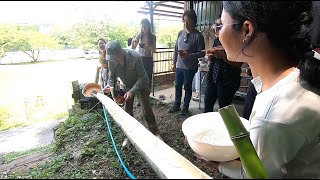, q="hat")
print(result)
[106,40,122,61]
